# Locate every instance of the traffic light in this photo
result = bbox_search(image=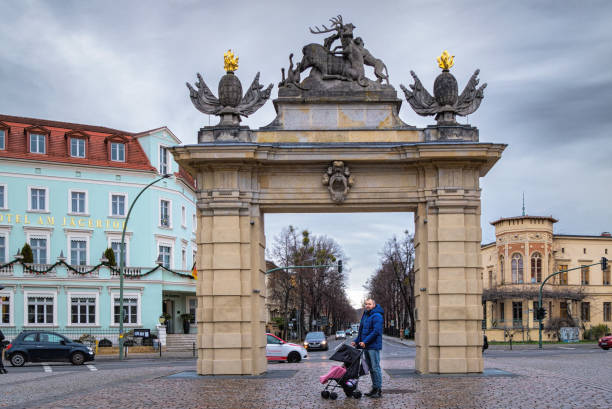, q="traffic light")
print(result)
[602,257,608,271]
[536,307,547,320]
[337,260,343,274]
